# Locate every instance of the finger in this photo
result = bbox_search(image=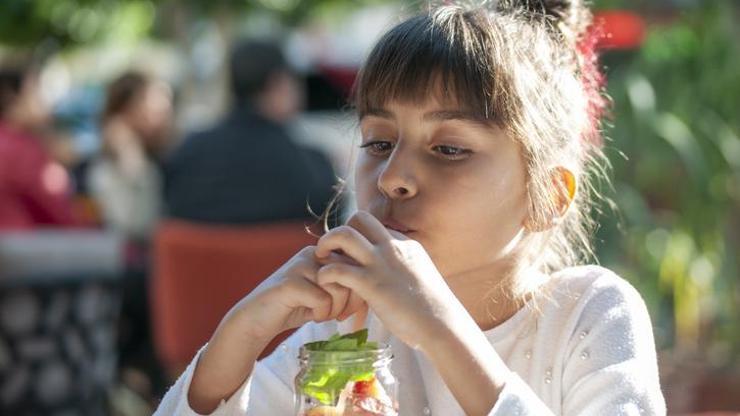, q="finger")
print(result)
[288,246,322,279]
[316,262,369,295]
[295,258,319,283]
[284,277,332,322]
[296,267,335,322]
[312,251,366,322]
[315,226,374,265]
[346,211,391,244]
[314,251,360,267]
[322,283,350,320]
[337,290,366,322]
[386,227,411,241]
